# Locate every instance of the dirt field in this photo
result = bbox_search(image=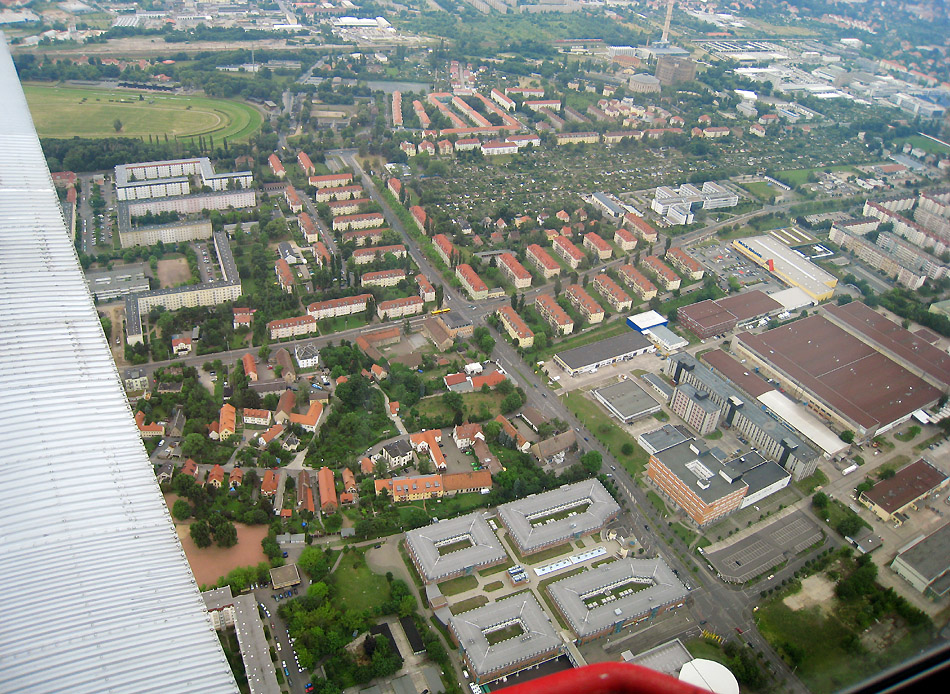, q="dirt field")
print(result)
[157,258,191,288]
[784,574,836,613]
[175,522,269,587]
[100,302,128,367]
